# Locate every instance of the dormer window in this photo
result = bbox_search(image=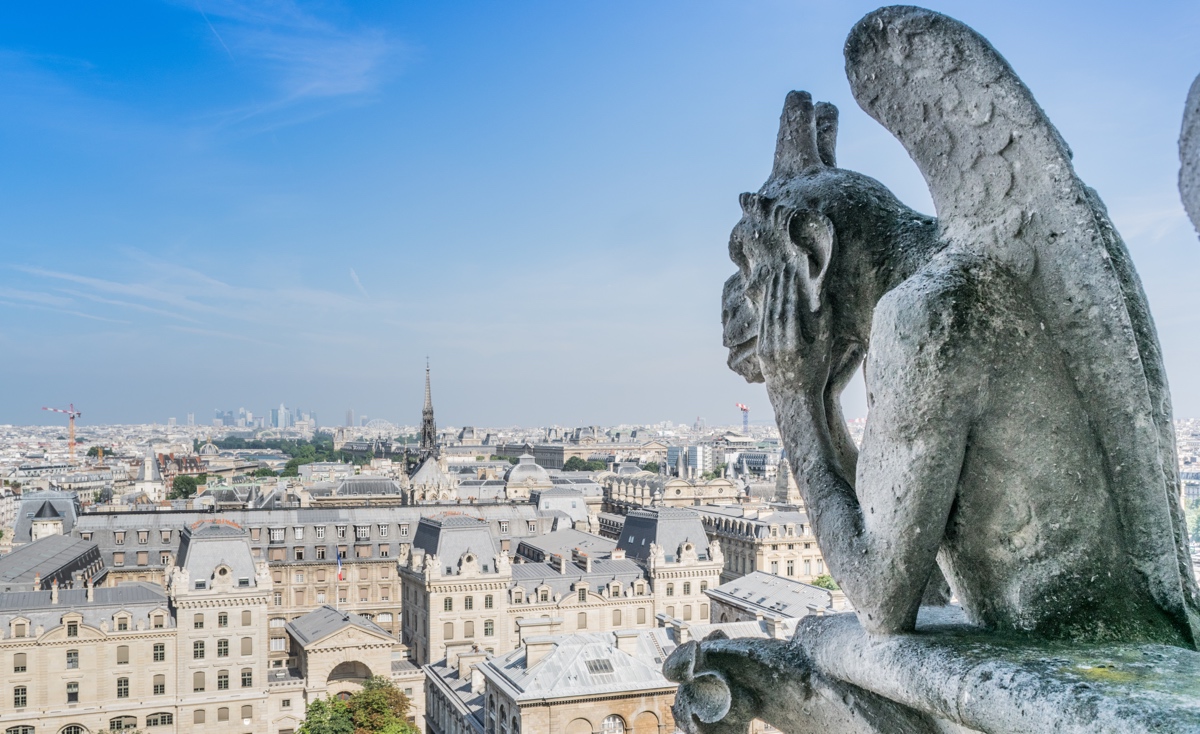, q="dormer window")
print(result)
[293,527,304,541]
[336,526,347,539]
[355,526,370,540]
[67,621,79,637]
[138,531,149,545]
[315,526,325,539]
[195,580,207,590]
[238,577,250,587]
[116,616,129,631]
[114,532,125,545]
